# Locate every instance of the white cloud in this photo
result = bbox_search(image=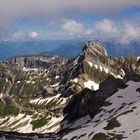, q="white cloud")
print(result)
[0,0,140,17]
[10,31,39,41]
[61,19,86,35]
[29,32,39,39]
[120,22,140,44]
[91,19,140,44]
[0,0,140,29]
[0,0,140,41]
[2,18,140,43]
[94,19,118,38]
